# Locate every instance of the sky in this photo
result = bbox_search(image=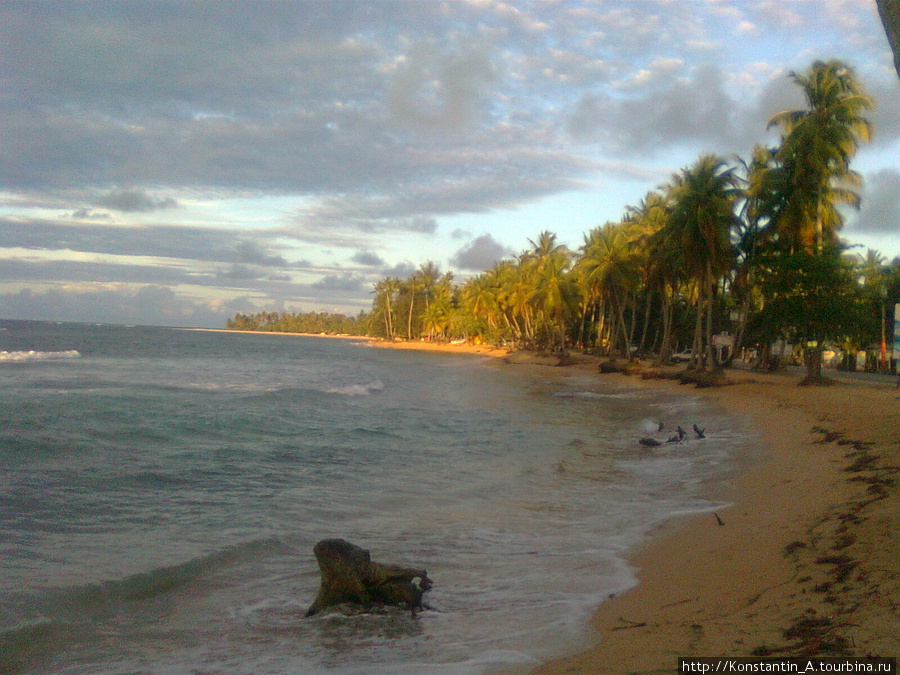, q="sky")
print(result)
[1,0,899,328]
